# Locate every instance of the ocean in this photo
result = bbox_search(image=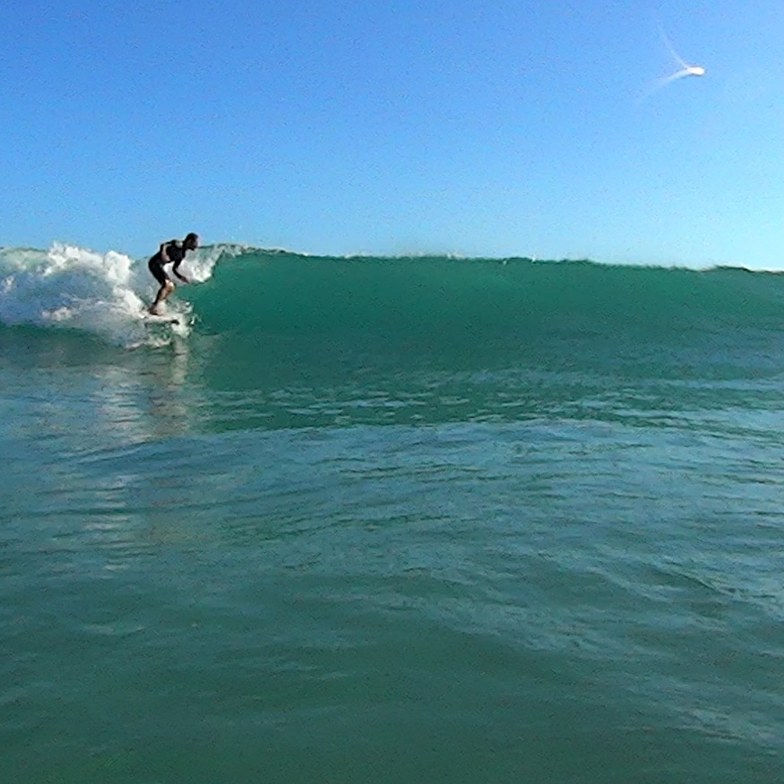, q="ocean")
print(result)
[1,244,783,782]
